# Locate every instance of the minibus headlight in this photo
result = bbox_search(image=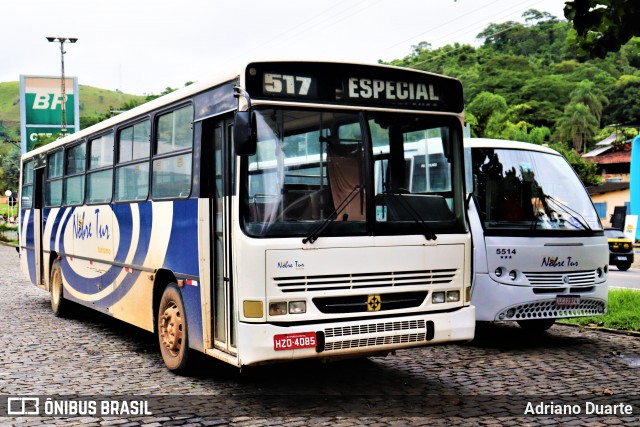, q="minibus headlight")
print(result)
[288,301,306,314]
[509,270,517,281]
[495,268,503,277]
[446,290,460,302]
[269,302,287,316]
[596,267,603,278]
[432,292,445,304]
